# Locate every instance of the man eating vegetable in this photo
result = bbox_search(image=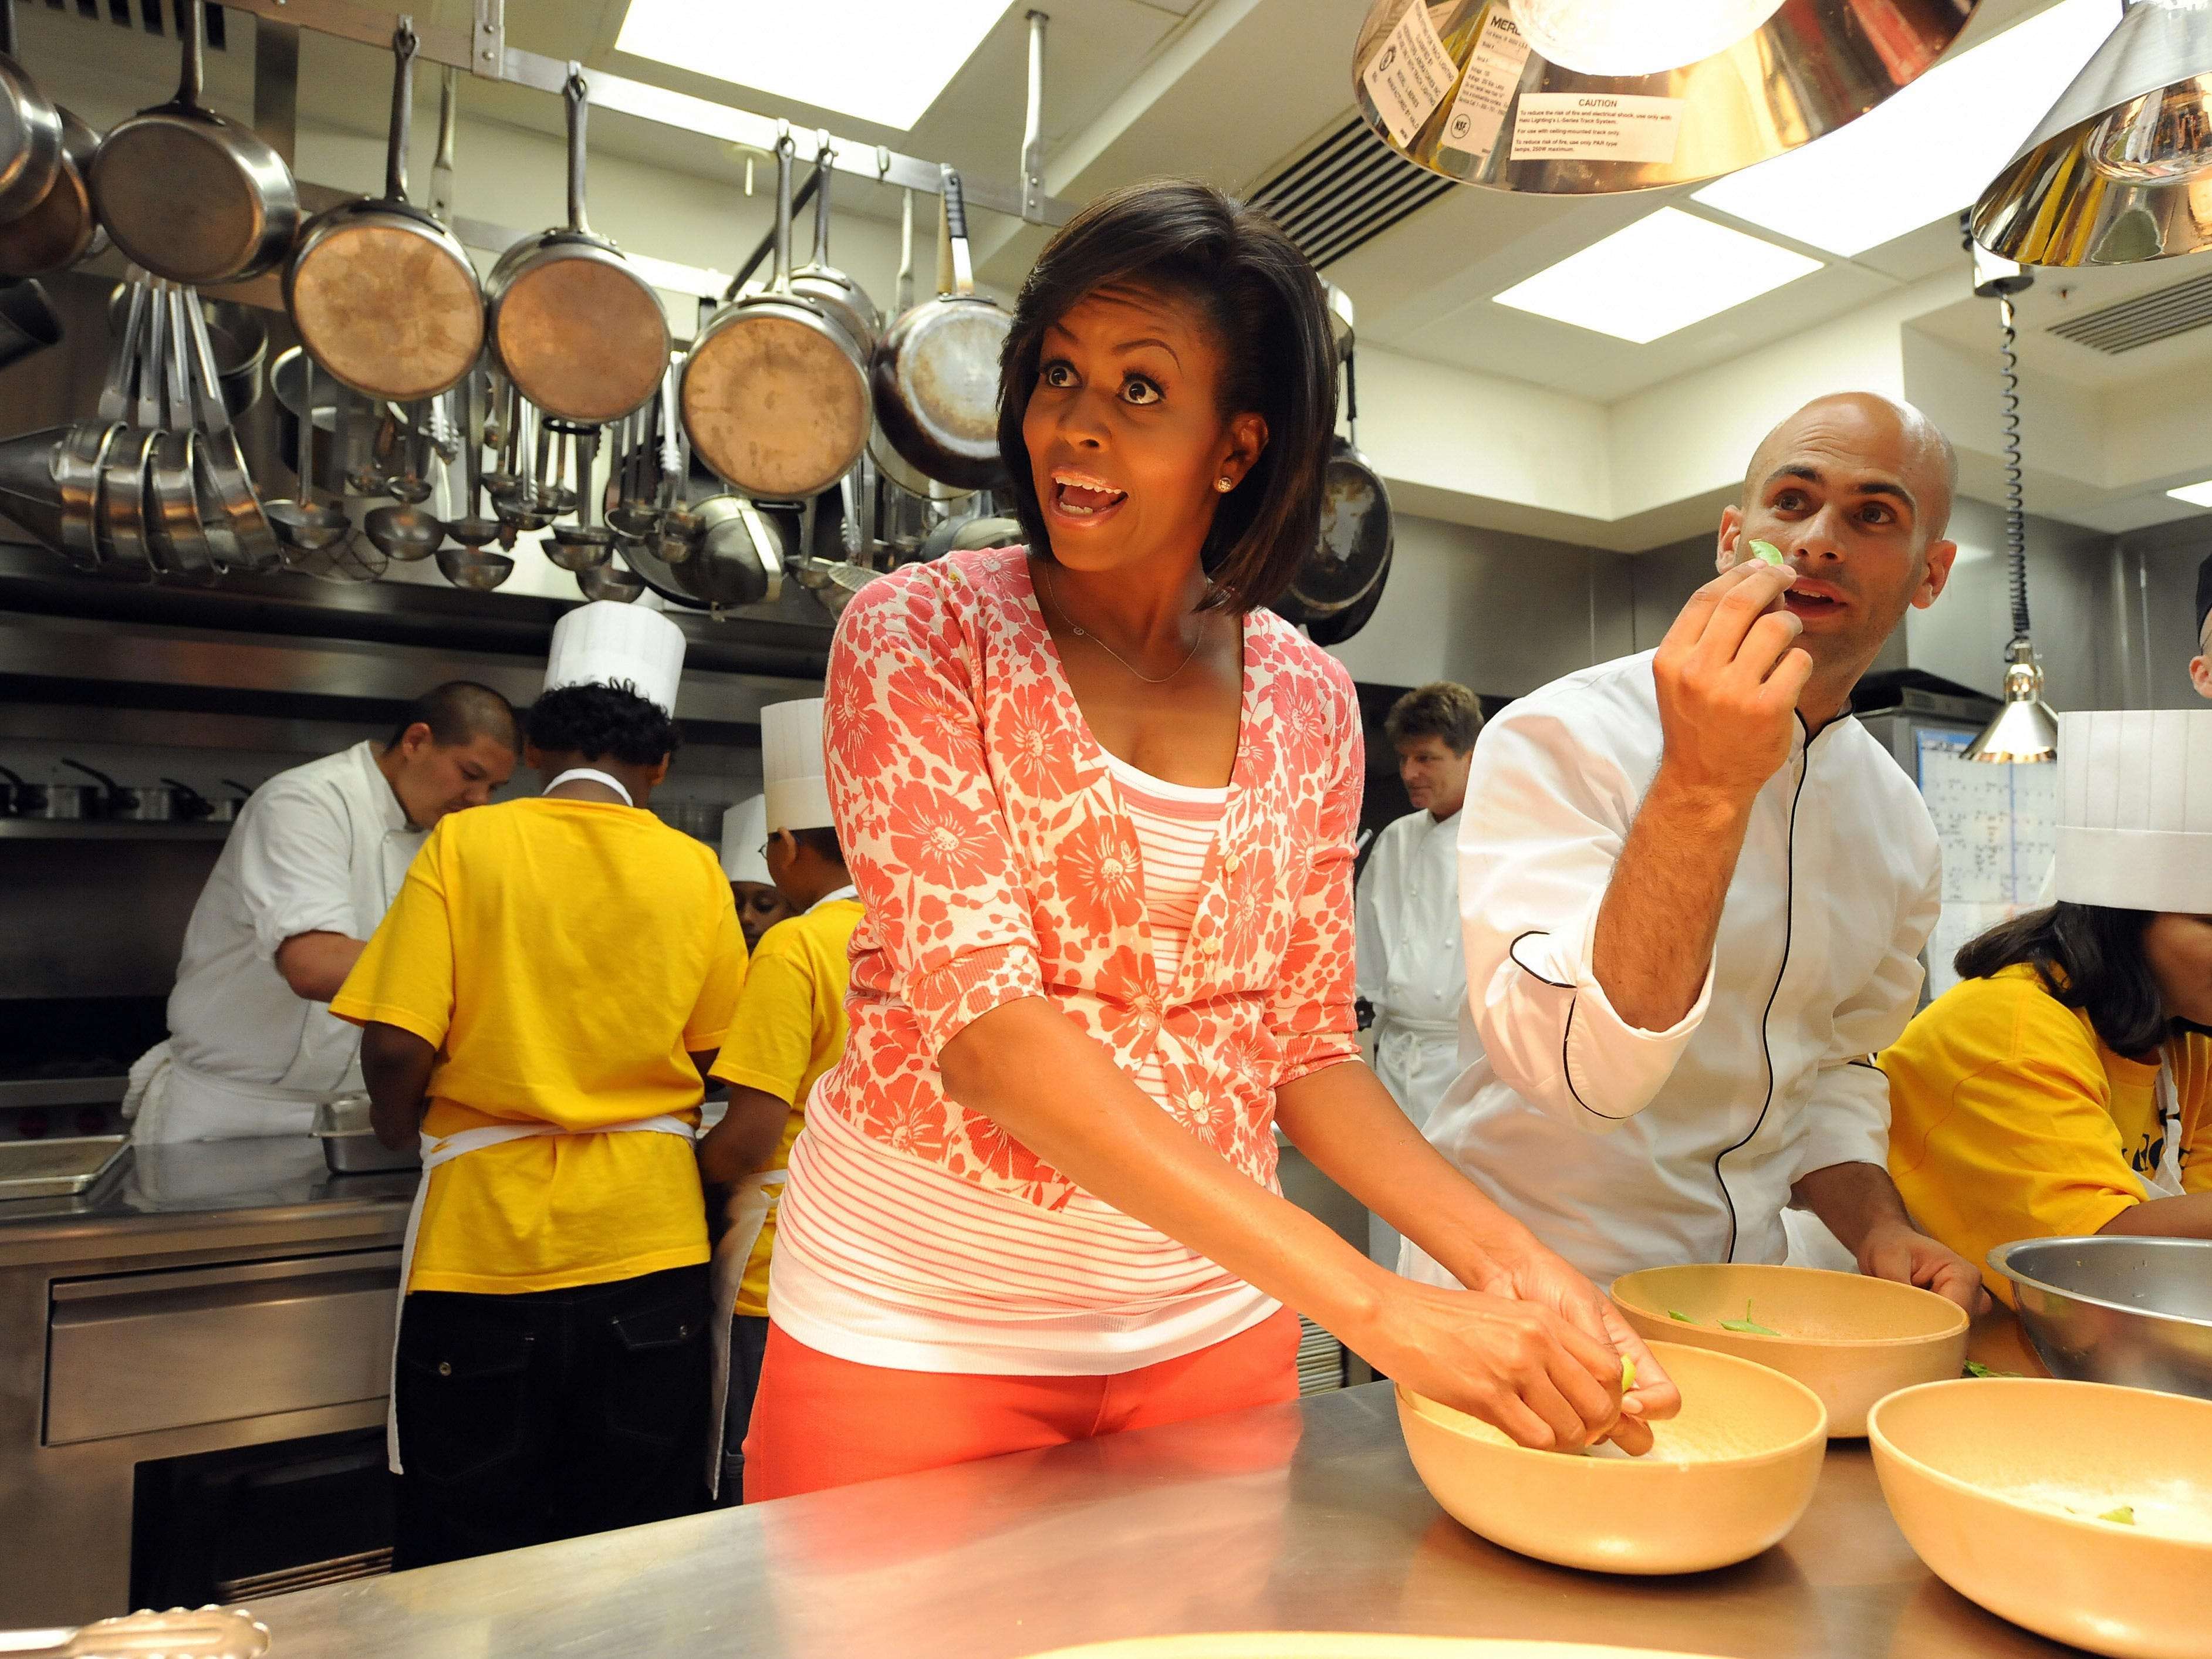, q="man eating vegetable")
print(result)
[1410,393,1988,1315]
